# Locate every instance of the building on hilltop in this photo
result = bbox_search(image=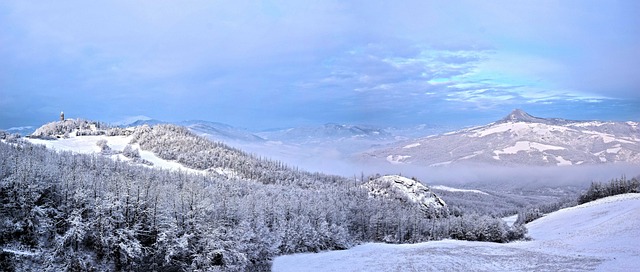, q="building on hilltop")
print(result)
[60,111,65,121]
